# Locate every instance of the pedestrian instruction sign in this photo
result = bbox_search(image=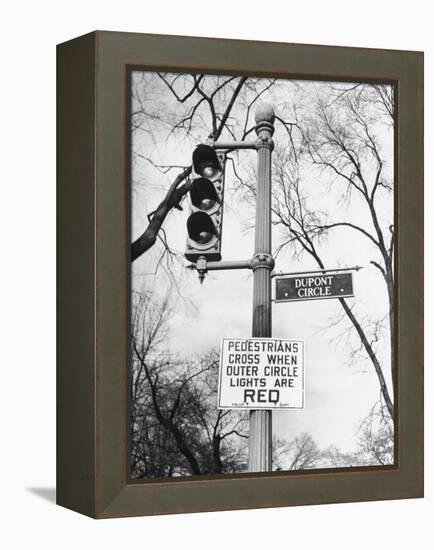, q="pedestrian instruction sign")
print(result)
[218,337,305,409]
